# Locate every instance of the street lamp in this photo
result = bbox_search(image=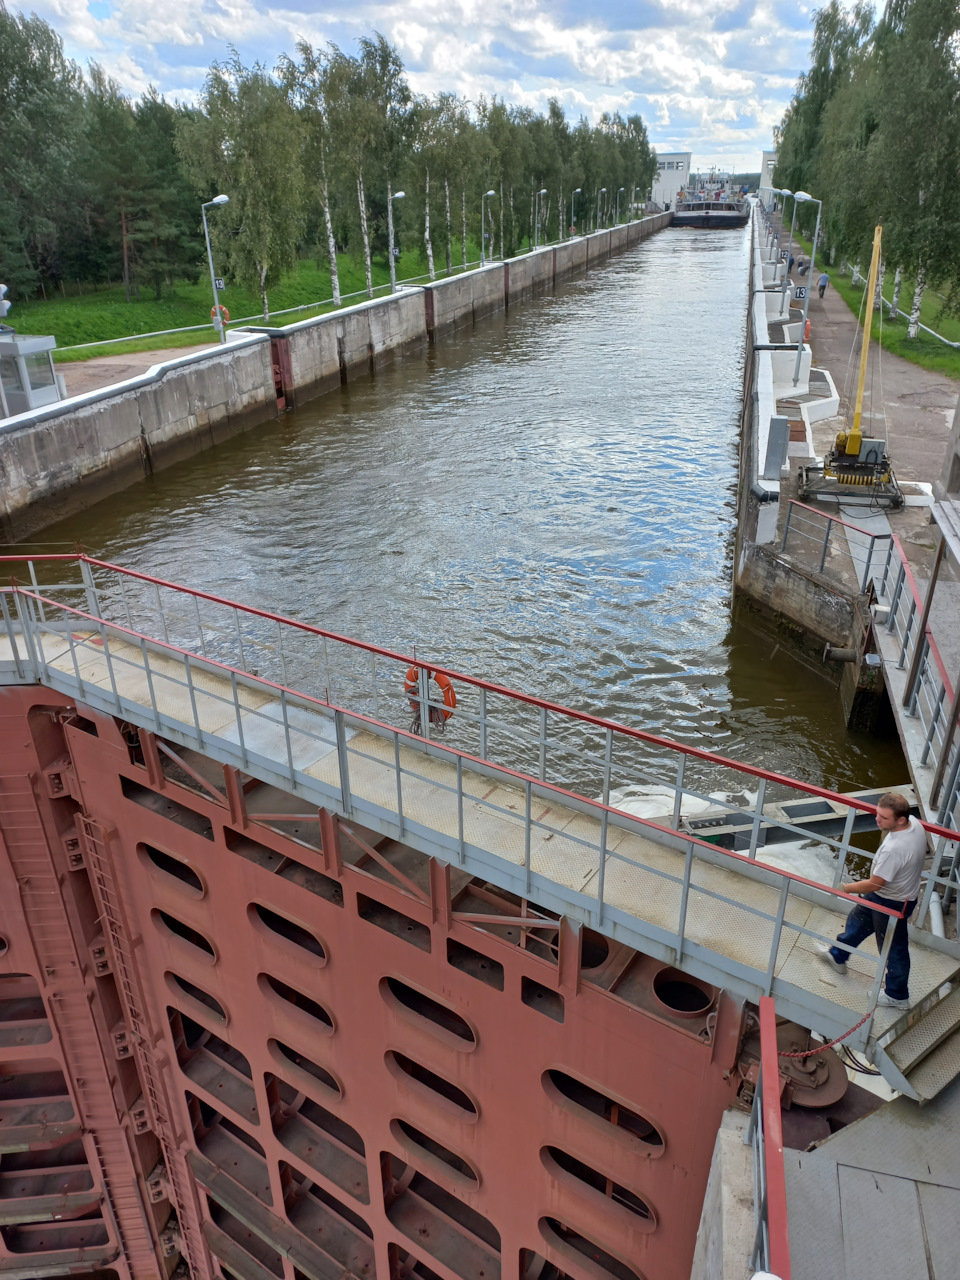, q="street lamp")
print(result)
[388,189,405,292]
[792,193,822,386]
[201,194,229,343]
[534,188,547,248]
[481,189,496,264]
[597,187,606,231]
[616,186,625,224]
[778,188,809,316]
[570,188,581,238]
